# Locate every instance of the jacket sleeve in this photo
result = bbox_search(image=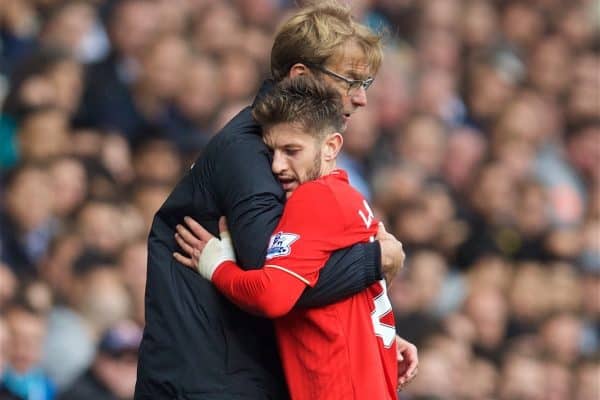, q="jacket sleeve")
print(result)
[212,134,284,270]
[296,242,383,307]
